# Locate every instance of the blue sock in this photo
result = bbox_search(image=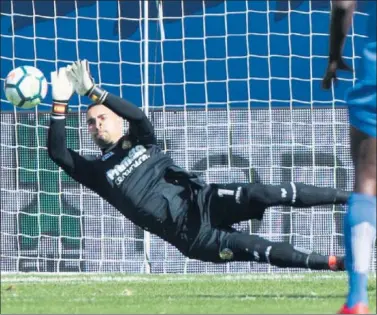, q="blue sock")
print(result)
[344,193,376,308]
